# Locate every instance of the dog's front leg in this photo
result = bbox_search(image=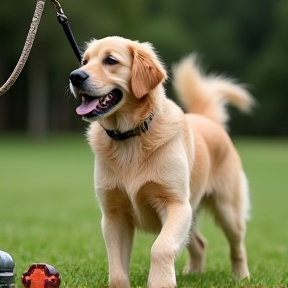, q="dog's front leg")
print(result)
[100,192,134,288]
[102,213,134,288]
[148,202,192,288]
